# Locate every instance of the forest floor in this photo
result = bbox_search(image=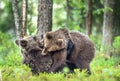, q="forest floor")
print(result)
[0,53,120,81]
